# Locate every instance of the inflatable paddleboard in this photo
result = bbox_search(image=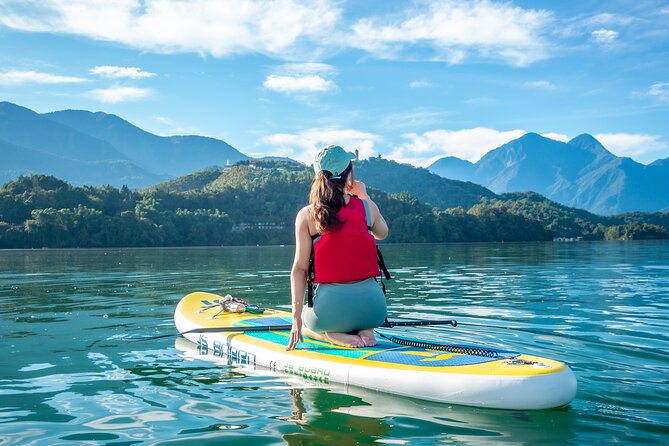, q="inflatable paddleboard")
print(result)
[174,292,577,410]
[175,337,578,443]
